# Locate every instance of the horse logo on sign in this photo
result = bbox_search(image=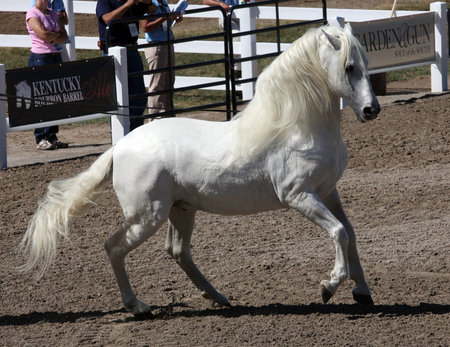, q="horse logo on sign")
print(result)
[15,80,32,110]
